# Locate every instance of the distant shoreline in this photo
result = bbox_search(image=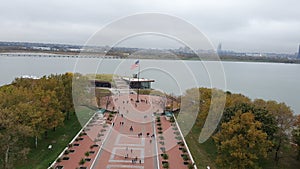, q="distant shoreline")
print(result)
[1,50,299,64]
